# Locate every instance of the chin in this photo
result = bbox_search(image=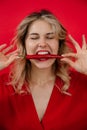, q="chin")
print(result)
[33,62,54,70]
[31,59,55,70]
